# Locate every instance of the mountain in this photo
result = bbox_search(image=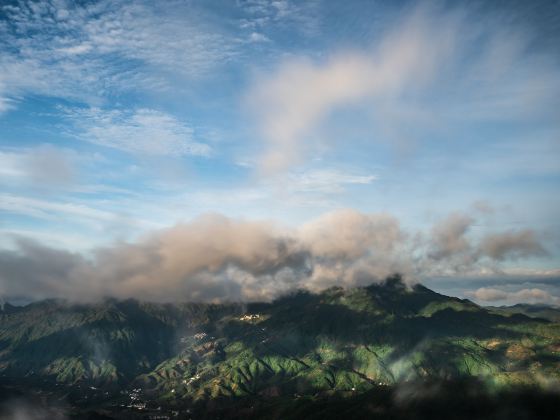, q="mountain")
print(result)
[0,275,559,419]
[488,303,560,323]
